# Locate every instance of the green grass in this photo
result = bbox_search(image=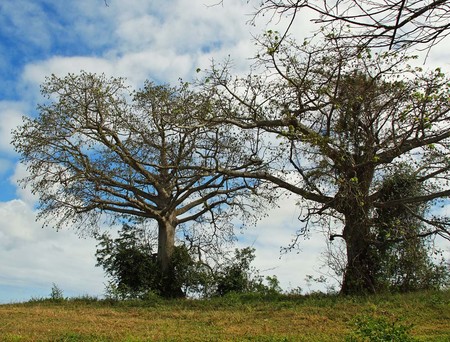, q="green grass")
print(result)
[0,290,449,341]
